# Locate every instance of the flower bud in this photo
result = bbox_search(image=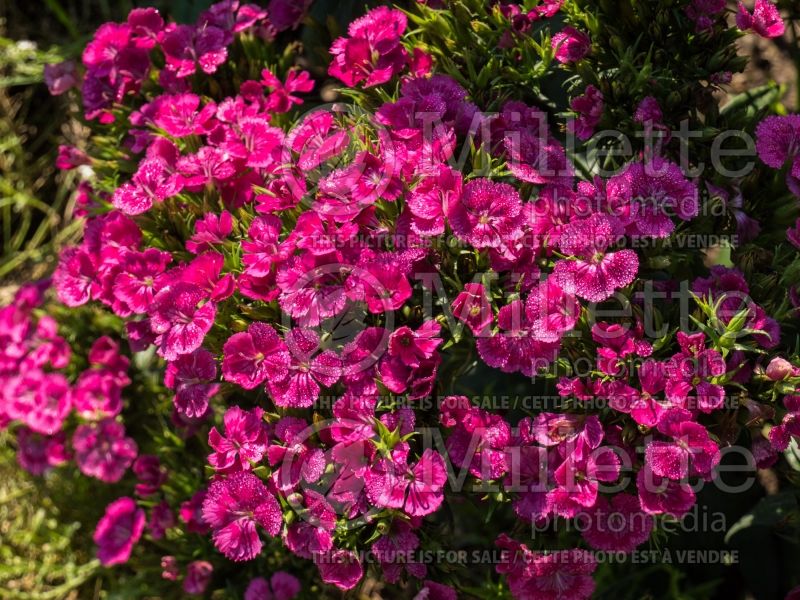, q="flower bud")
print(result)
[766,357,794,381]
